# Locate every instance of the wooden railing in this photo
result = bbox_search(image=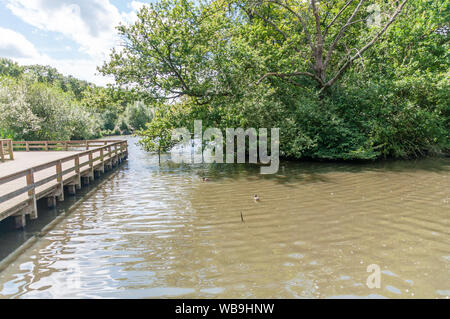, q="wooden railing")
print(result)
[0,140,128,214]
[12,140,124,152]
[0,139,14,162]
